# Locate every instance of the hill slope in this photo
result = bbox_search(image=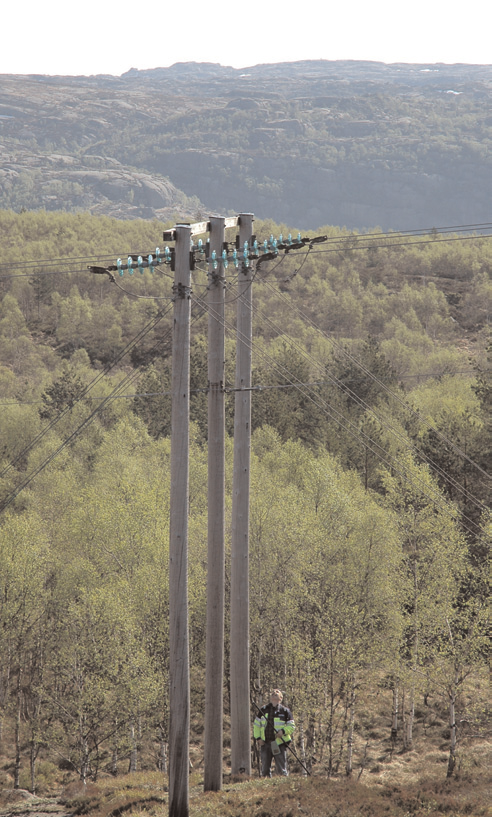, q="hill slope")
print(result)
[1,60,491,229]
